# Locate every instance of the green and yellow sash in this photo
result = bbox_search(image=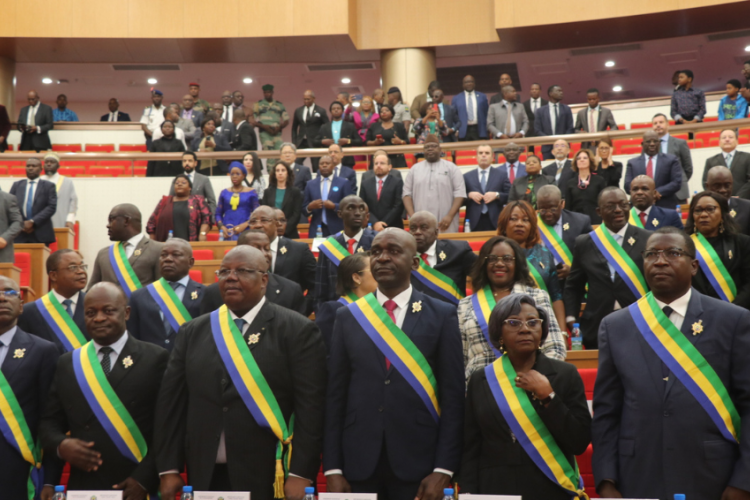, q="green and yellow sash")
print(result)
[35,292,86,352]
[589,226,648,298]
[527,259,549,293]
[537,216,573,267]
[72,342,148,463]
[349,294,441,422]
[146,278,192,332]
[628,207,644,229]
[411,257,464,305]
[485,355,588,499]
[337,292,359,306]
[470,285,502,358]
[318,233,350,266]
[0,370,42,500]
[108,243,142,298]
[628,293,740,443]
[691,233,737,303]
[210,305,293,498]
